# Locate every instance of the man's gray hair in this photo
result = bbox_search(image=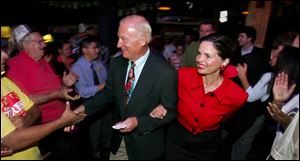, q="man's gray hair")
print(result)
[120,15,152,43]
